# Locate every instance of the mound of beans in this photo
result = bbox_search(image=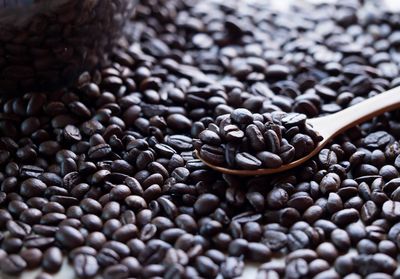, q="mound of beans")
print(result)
[195,109,323,169]
[0,0,134,94]
[1,0,400,278]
